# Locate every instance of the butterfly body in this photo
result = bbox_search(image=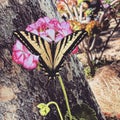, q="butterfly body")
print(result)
[13,30,87,79]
